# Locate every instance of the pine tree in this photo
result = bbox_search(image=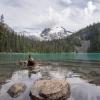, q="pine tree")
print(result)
[0,14,4,24]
